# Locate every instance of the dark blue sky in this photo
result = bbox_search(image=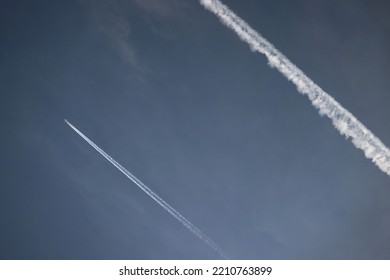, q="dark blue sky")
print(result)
[1,0,390,259]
